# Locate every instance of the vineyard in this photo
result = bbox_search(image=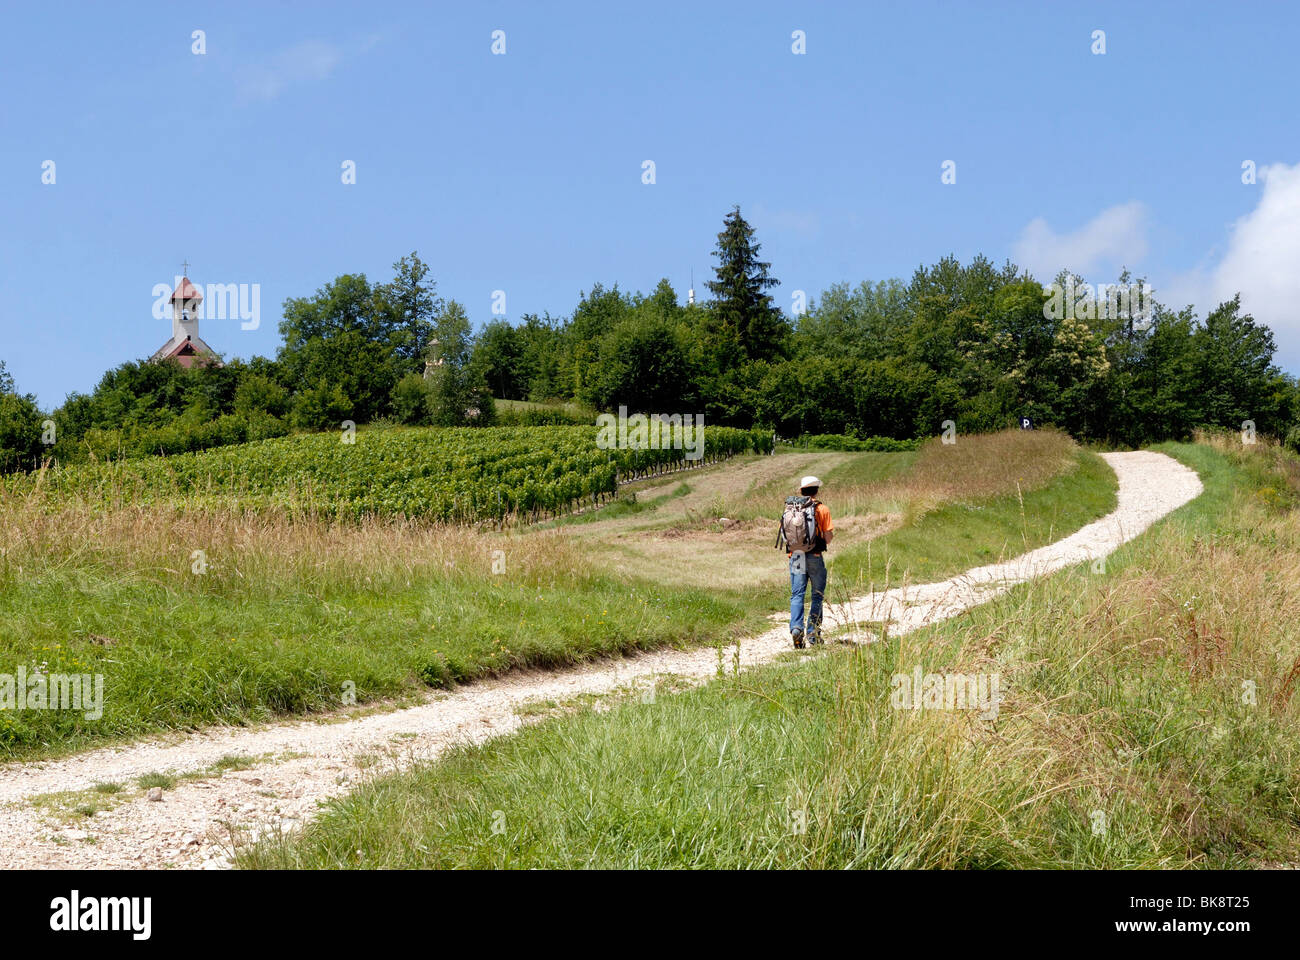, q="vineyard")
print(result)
[6,424,773,523]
